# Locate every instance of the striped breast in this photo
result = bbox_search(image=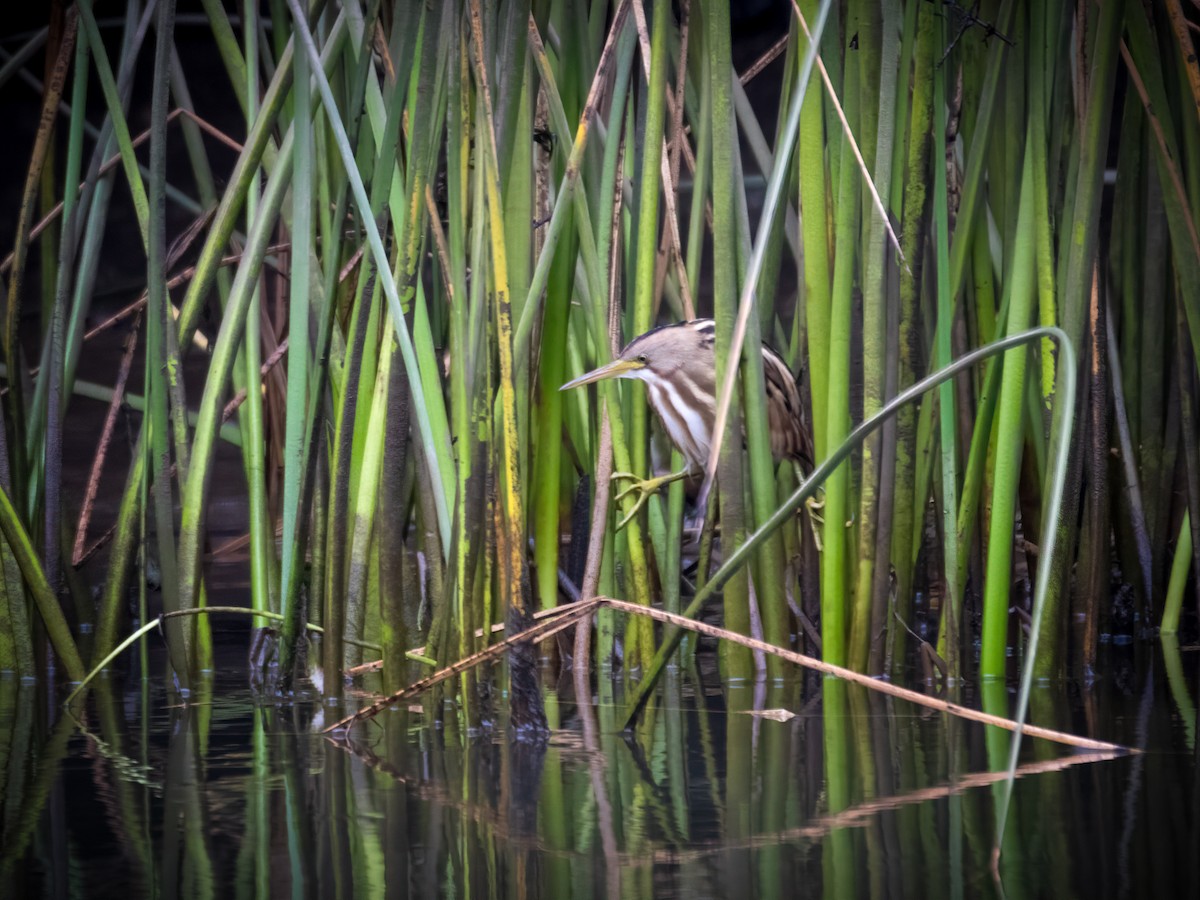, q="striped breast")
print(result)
[631,319,812,471]
[641,320,717,470]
